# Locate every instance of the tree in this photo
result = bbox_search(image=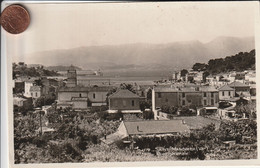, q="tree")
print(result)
[202,71,210,82]
[180,69,188,77]
[120,83,136,93]
[192,63,207,71]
